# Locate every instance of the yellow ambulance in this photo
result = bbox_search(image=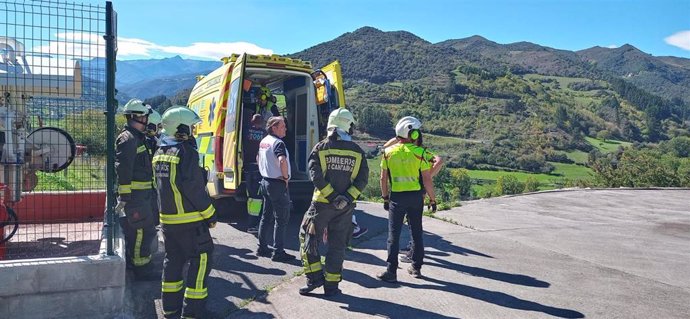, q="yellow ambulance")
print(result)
[187,53,345,210]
